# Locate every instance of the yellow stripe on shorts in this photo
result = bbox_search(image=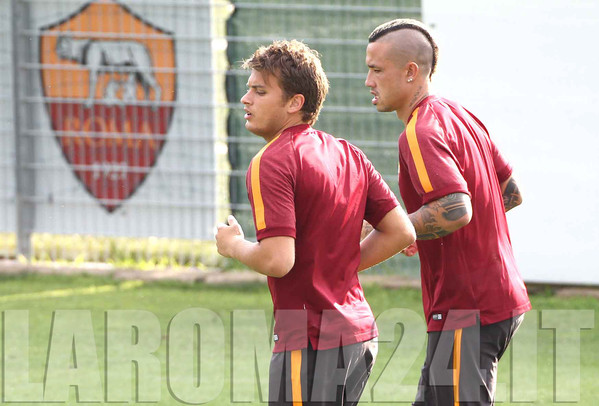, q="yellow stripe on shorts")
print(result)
[453,328,463,405]
[291,349,303,405]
